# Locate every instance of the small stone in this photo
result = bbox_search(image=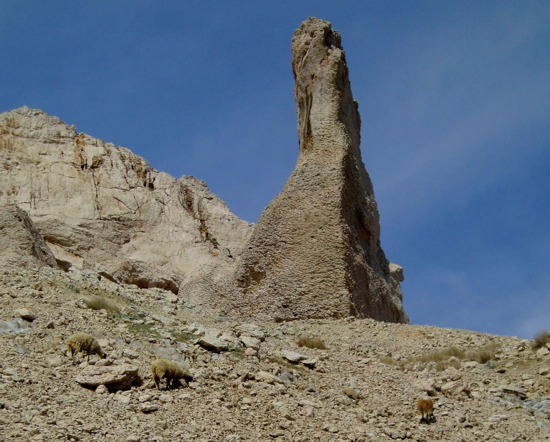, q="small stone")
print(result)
[198,334,229,353]
[46,356,63,367]
[255,371,282,385]
[502,385,527,400]
[301,358,318,368]
[235,323,265,340]
[122,349,140,360]
[15,308,35,322]
[322,423,339,433]
[441,380,471,397]
[463,361,479,369]
[278,370,296,385]
[95,385,108,395]
[115,394,131,404]
[138,394,153,403]
[240,335,261,349]
[140,404,158,413]
[244,348,258,357]
[280,350,307,363]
